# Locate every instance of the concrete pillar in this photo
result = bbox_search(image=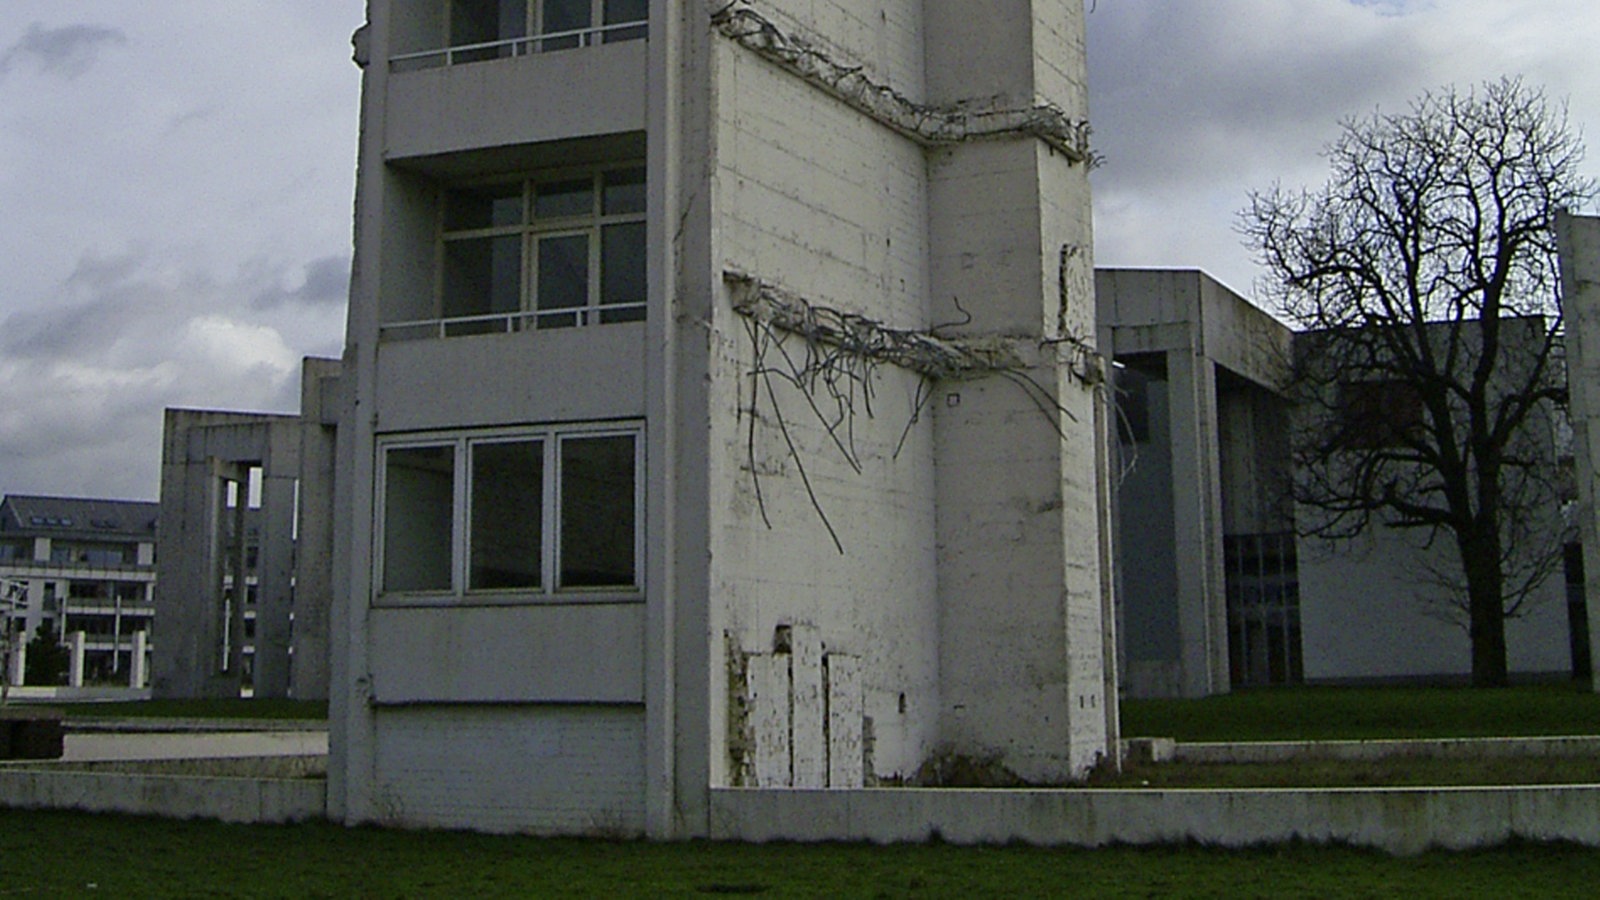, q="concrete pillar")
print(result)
[1166,348,1229,697]
[130,630,148,688]
[6,642,24,687]
[1556,212,1600,692]
[67,630,86,688]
